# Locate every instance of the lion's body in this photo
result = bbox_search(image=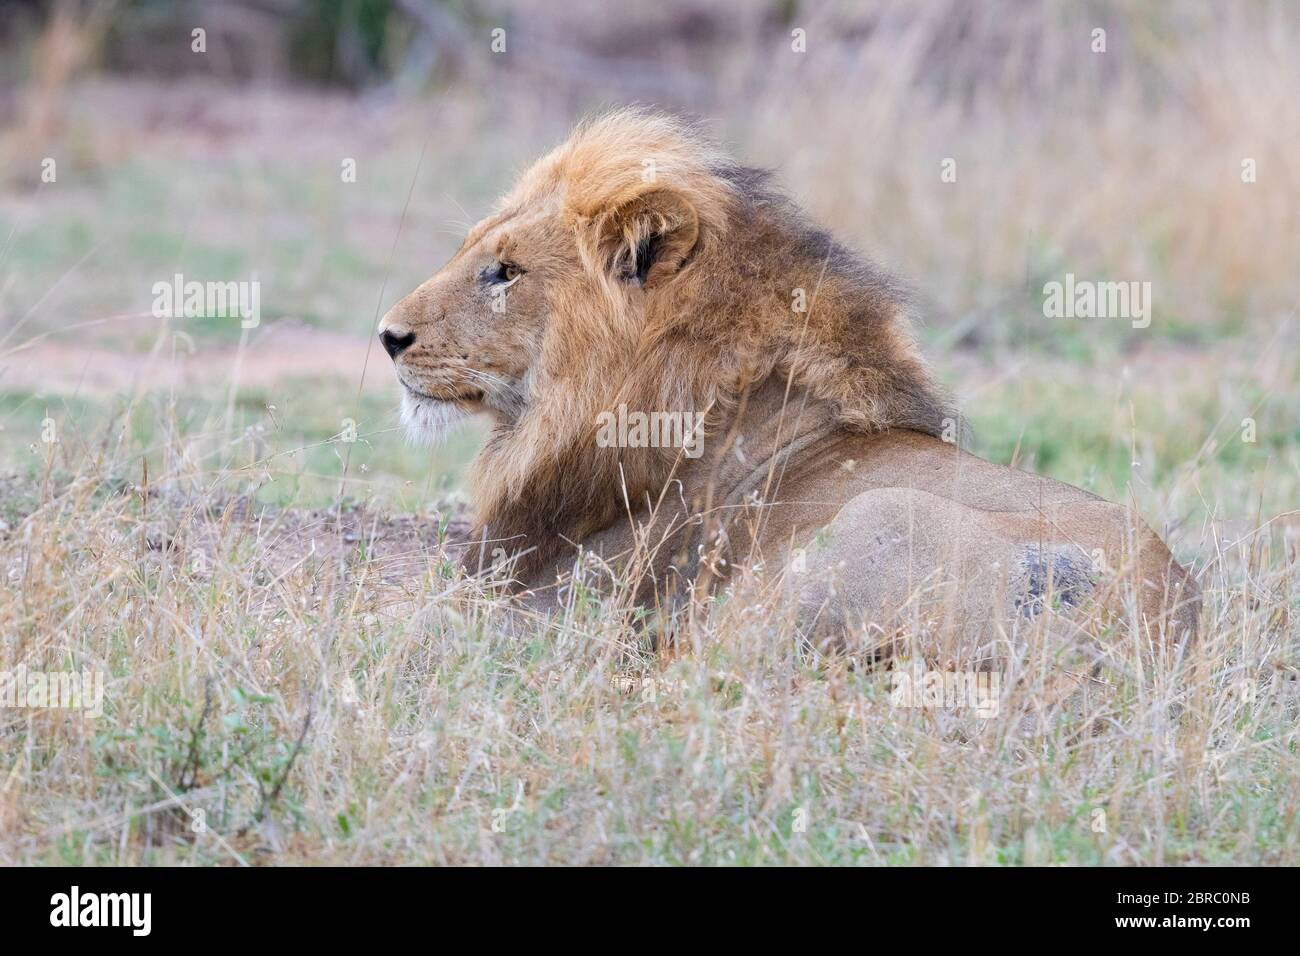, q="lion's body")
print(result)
[380,109,1199,646]
[530,377,1199,647]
